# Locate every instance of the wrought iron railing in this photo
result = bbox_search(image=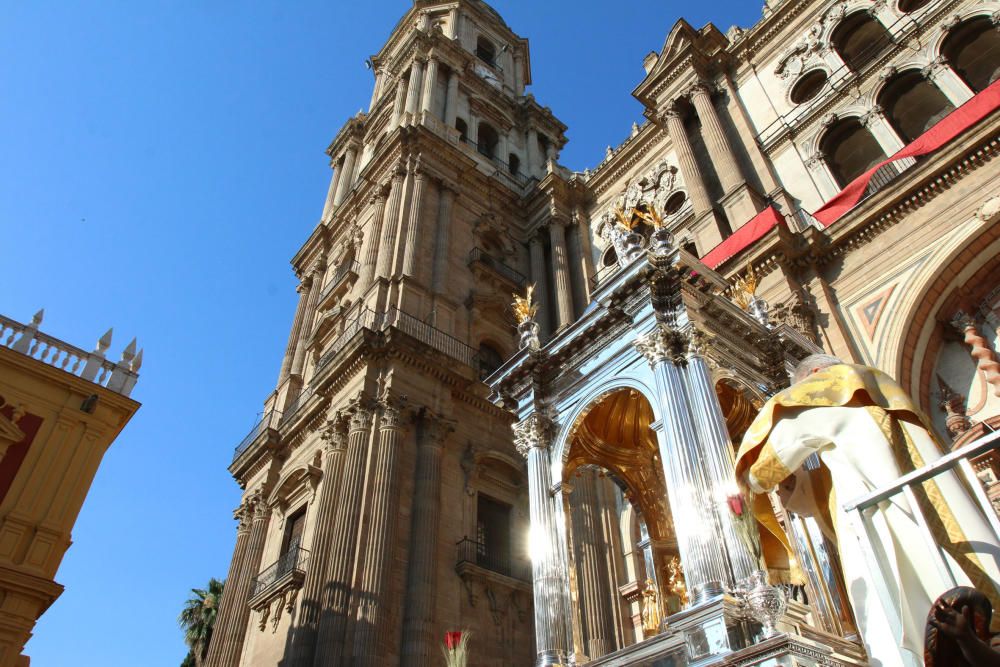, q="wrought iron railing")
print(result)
[589,262,623,291]
[251,545,310,598]
[315,306,382,372]
[382,307,478,368]
[468,248,528,287]
[280,384,316,425]
[456,537,530,581]
[234,410,281,460]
